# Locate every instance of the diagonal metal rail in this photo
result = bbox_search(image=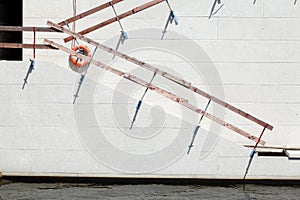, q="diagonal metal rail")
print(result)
[48,20,273,132]
[57,0,125,27]
[64,0,166,42]
[0,26,56,32]
[44,38,266,145]
[0,43,57,49]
